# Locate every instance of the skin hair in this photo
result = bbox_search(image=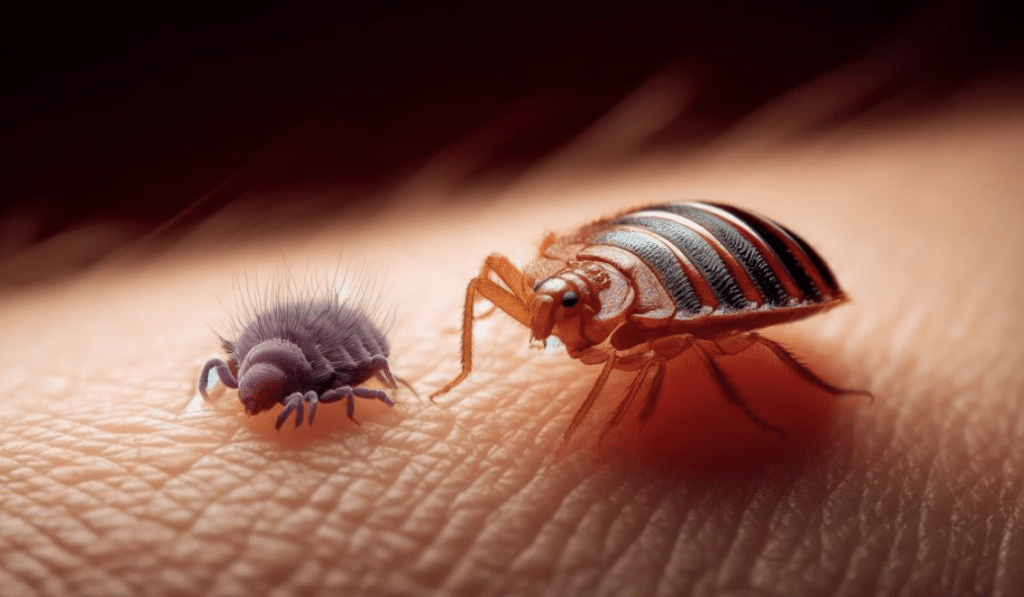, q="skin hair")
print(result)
[2,105,1023,596]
